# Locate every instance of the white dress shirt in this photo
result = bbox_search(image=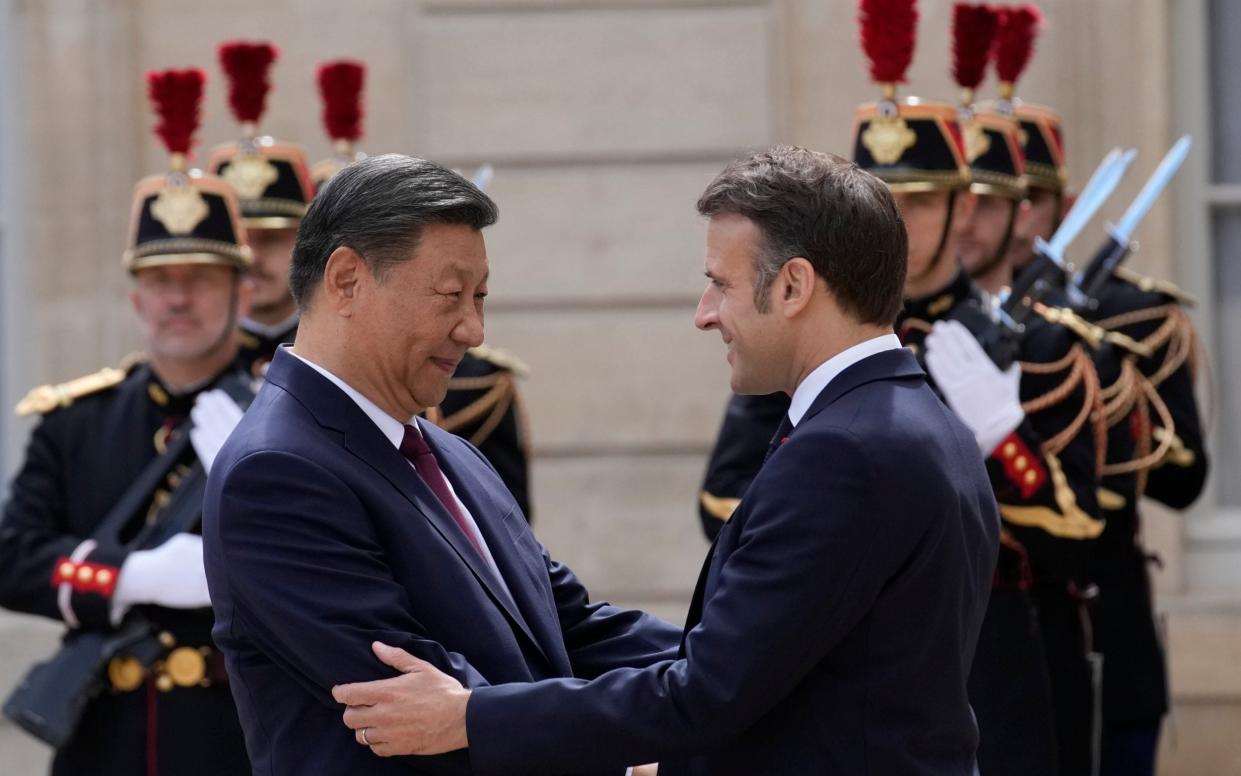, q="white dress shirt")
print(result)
[290,349,510,594]
[787,333,903,427]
